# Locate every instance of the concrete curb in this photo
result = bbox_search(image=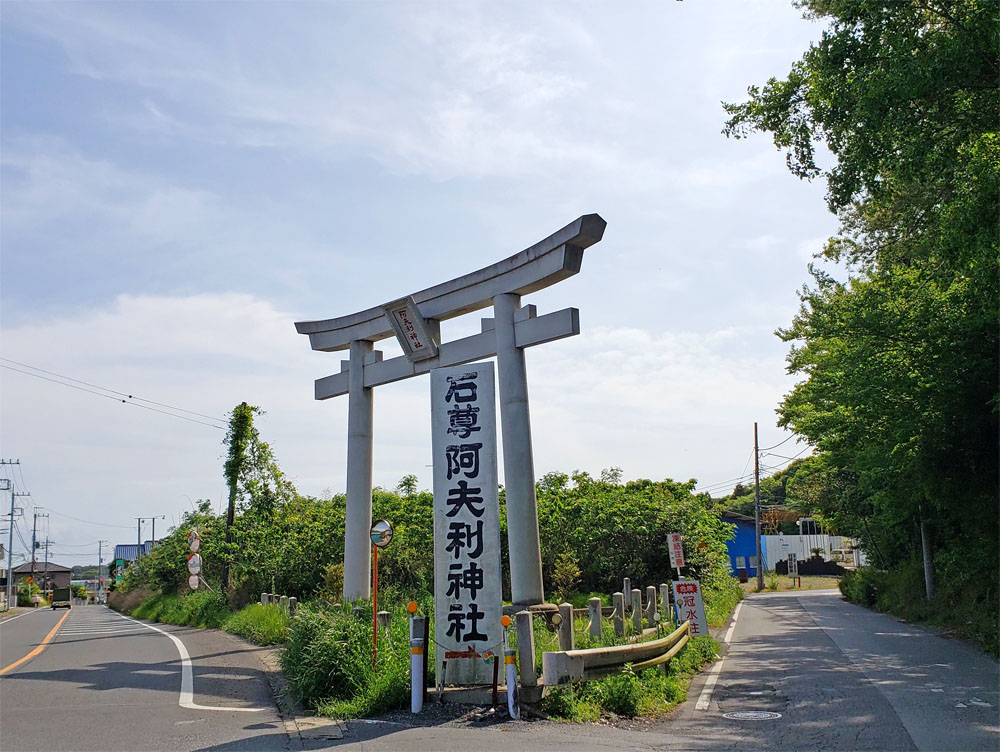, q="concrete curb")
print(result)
[248,639,347,747]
